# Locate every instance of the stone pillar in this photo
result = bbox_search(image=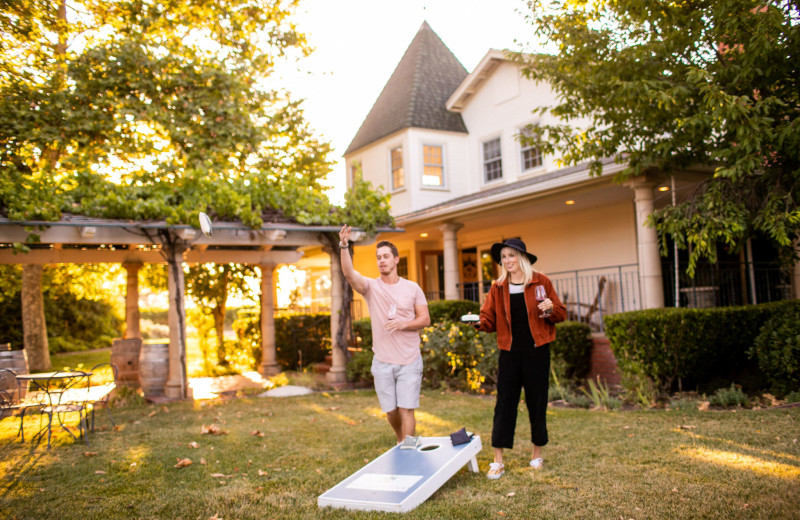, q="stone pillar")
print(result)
[259,263,281,377]
[628,178,664,309]
[123,262,142,339]
[164,247,189,400]
[326,247,347,384]
[438,222,464,301]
